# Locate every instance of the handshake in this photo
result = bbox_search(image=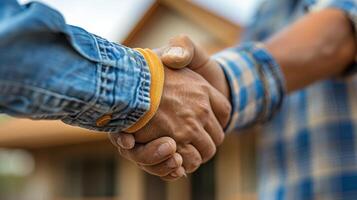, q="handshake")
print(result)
[109,35,232,181]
